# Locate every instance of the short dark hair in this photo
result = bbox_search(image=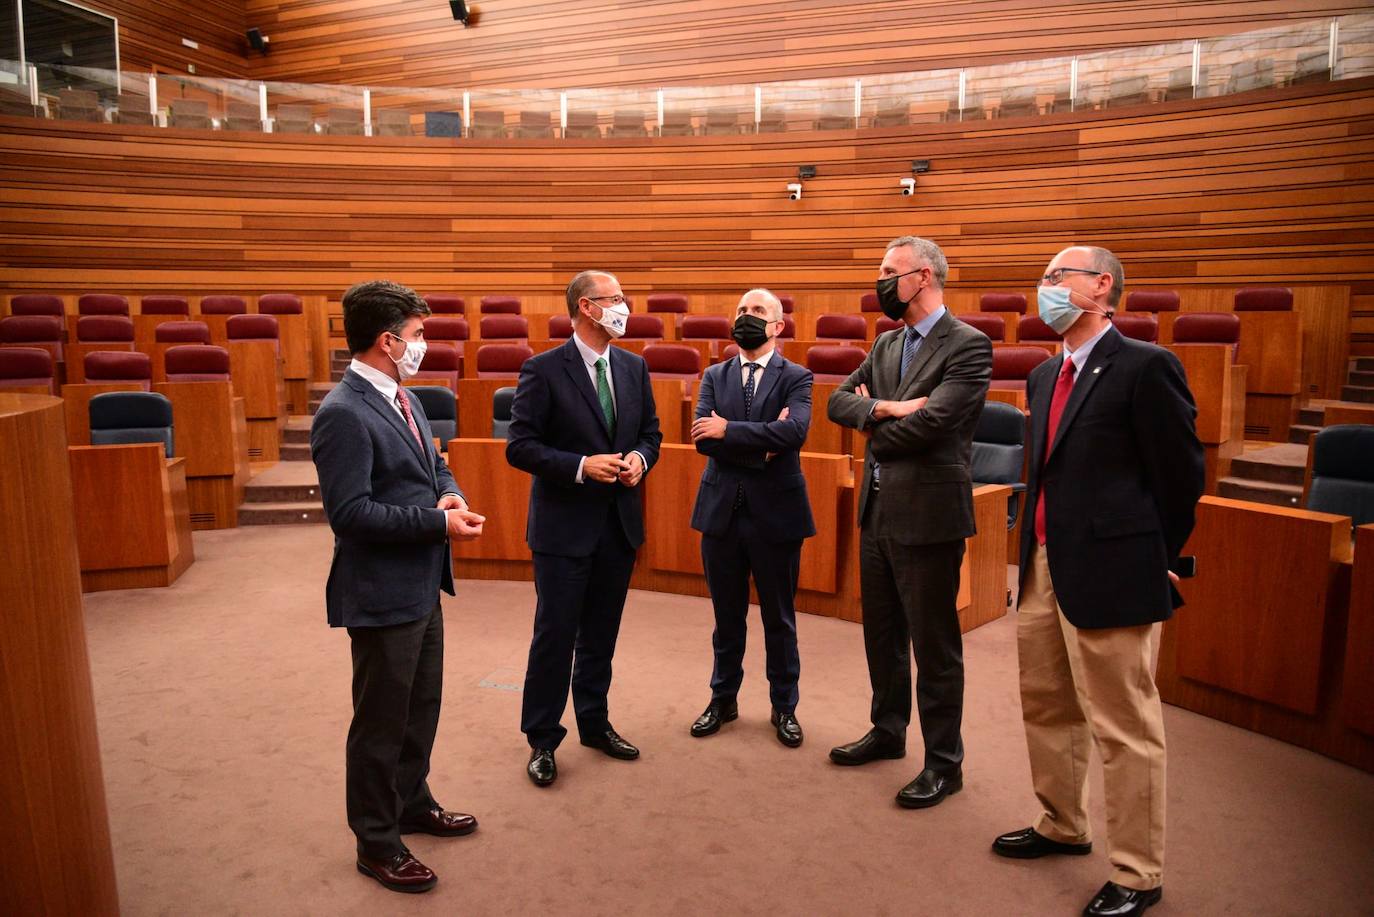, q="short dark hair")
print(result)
[565,270,615,317]
[342,280,430,354]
